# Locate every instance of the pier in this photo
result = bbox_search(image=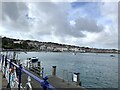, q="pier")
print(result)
[0,52,85,90]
